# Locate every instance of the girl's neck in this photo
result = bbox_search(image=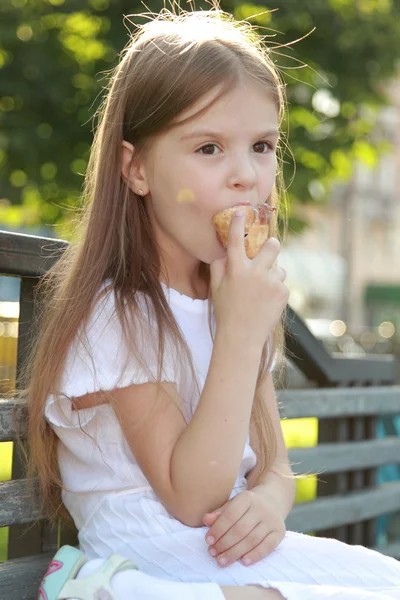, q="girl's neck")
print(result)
[161,278,209,301]
[160,262,210,301]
